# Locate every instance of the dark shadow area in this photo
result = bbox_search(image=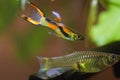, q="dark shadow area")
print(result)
[29,41,120,80]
